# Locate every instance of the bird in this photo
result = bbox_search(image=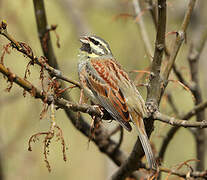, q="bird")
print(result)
[77,35,157,169]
